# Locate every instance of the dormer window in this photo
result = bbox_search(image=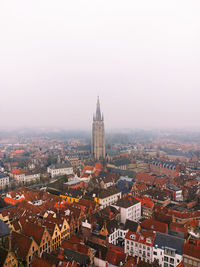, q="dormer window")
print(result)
[146,238,152,244]
[130,234,136,240]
